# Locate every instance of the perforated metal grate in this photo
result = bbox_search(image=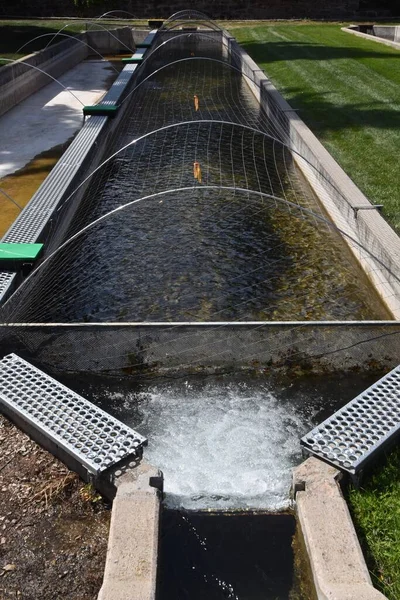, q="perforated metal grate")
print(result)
[0,353,146,475]
[0,272,16,302]
[2,120,108,245]
[100,63,138,106]
[301,365,400,474]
